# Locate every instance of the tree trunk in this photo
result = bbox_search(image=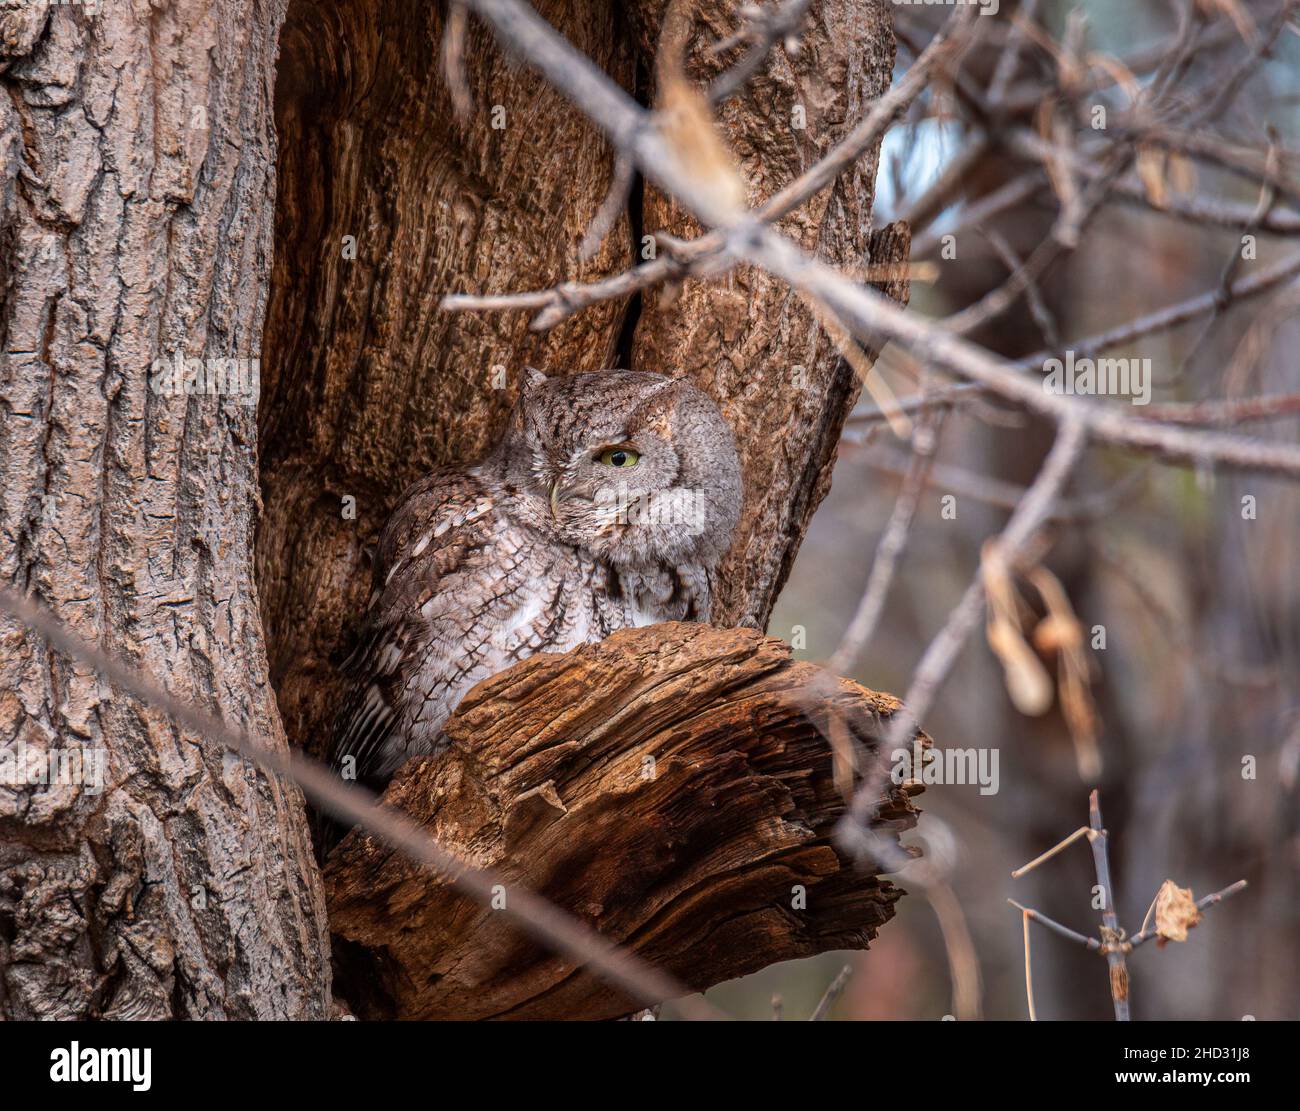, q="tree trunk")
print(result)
[0,1,329,1017]
[1,0,902,1019]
